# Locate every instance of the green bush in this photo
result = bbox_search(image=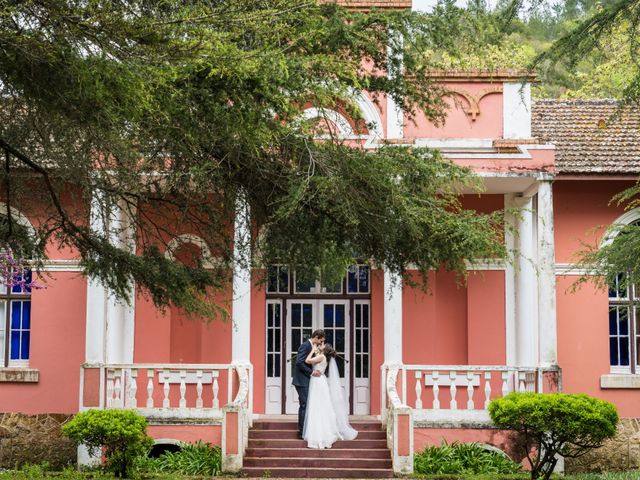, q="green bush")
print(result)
[413,441,522,475]
[62,409,153,478]
[489,393,619,480]
[133,441,221,476]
